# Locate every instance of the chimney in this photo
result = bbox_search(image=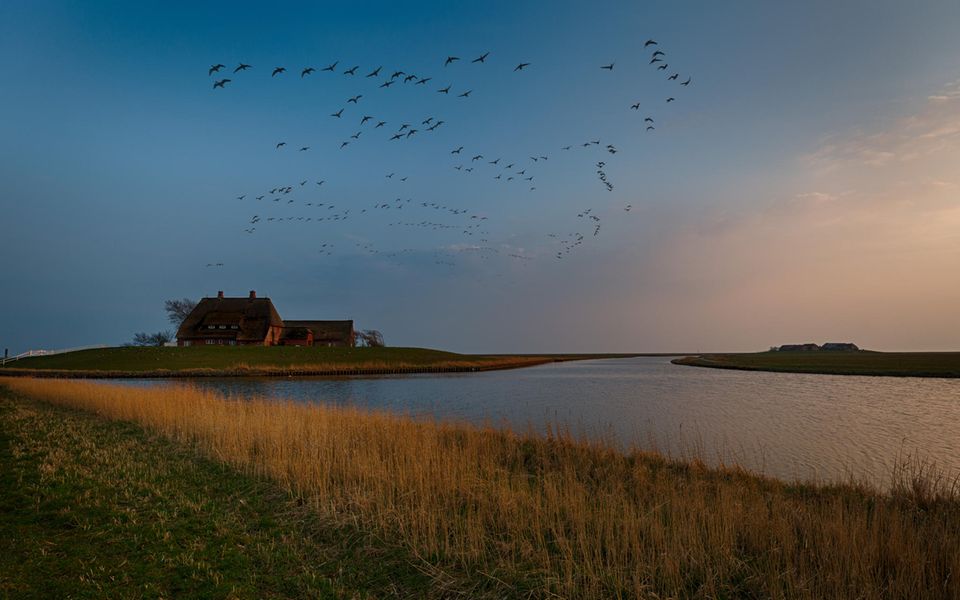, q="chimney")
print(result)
[249,290,256,299]
[217,291,224,299]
